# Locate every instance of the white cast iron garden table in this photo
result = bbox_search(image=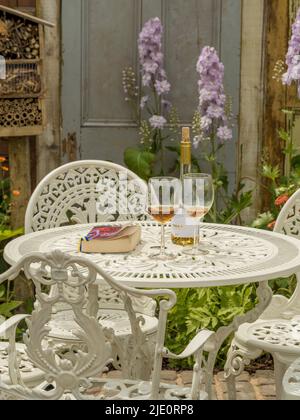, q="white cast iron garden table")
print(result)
[4,221,300,399]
